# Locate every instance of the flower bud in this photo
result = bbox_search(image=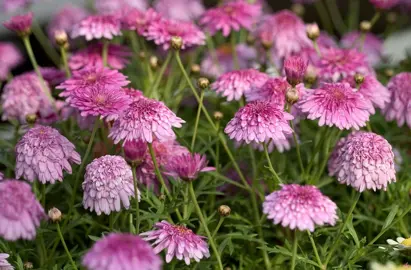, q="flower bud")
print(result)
[304,66,317,85]
[82,135,91,144]
[306,23,320,41]
[159,194,166,201]
[284,55,308,87]
[386,12,397,24]
[246,34,255,46]
[191,64,201,74]
[24,262,33,269]
[138,51,146,60]
[171,36,183,50]
[218,205,231,217]
[197,77,210,89]
[213,111,223,121]
[360,21,372,32]
[54,30,68,47]
[291,3,305,17]
[150,56,159,70]
[384,68,394,78]
[48,207,62,223]
[124,140,147,166]
[354,74,364,85]
[25,114,37,125]
[286,88,299,105]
